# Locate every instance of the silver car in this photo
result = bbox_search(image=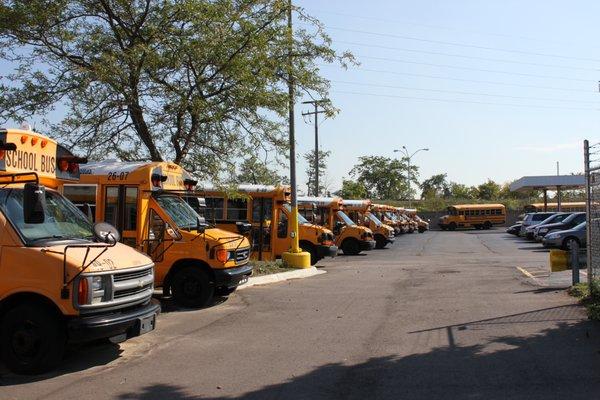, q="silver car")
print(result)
[542,222,586,250]
[519,212,555,237]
